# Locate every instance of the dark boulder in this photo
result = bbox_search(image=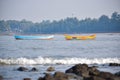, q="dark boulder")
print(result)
[65,64,89,77]
[113,77,120,80]
[30,67,38,72]
[109,63,120,66]
[43,73,54,80]
[38,64,120,80]
[17,67,28,71]
[84,76,106,80]
[54,72,83,80]
[115,71,120,77]
[38,77,44,80]
[54,71,68,80]
[23,78,31,80]
[38,71,83,80]
[0,75,3,80]
[47,66,55,72]
[66,73,83,80]
[88,66,100,76]
[98,72,115,79]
